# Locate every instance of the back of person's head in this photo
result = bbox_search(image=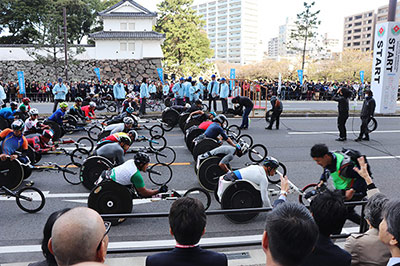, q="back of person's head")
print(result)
[365,90,373,97]
[365,193,388,229]
[42,208,71,265]
[310,144,329,158]
[310,189,347,236]
[382,199,400,249]
[264,202,318,266]
[169,197,206,245]
[49,207,108,266]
